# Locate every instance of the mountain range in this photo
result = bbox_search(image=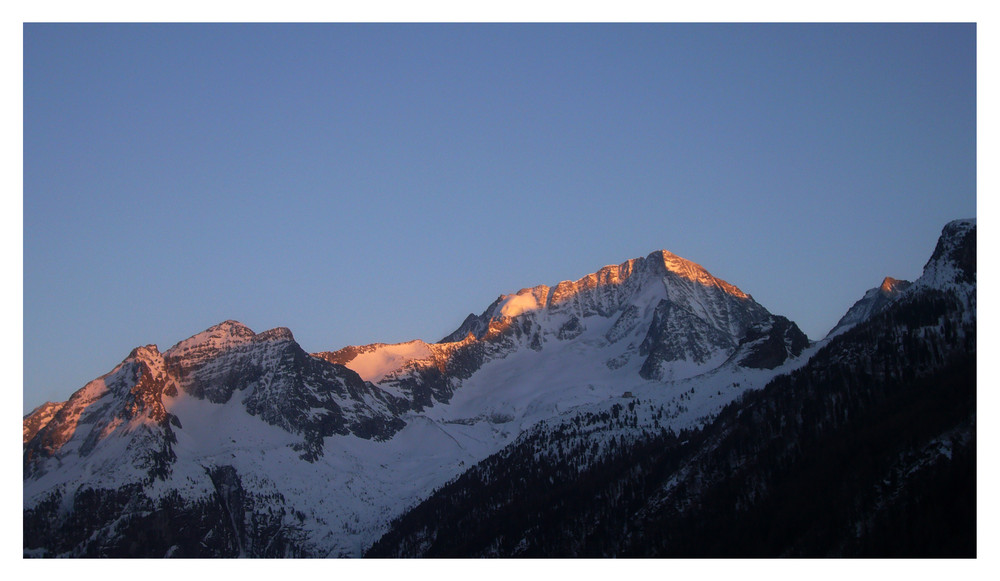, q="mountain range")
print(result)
[23,219,976,557]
